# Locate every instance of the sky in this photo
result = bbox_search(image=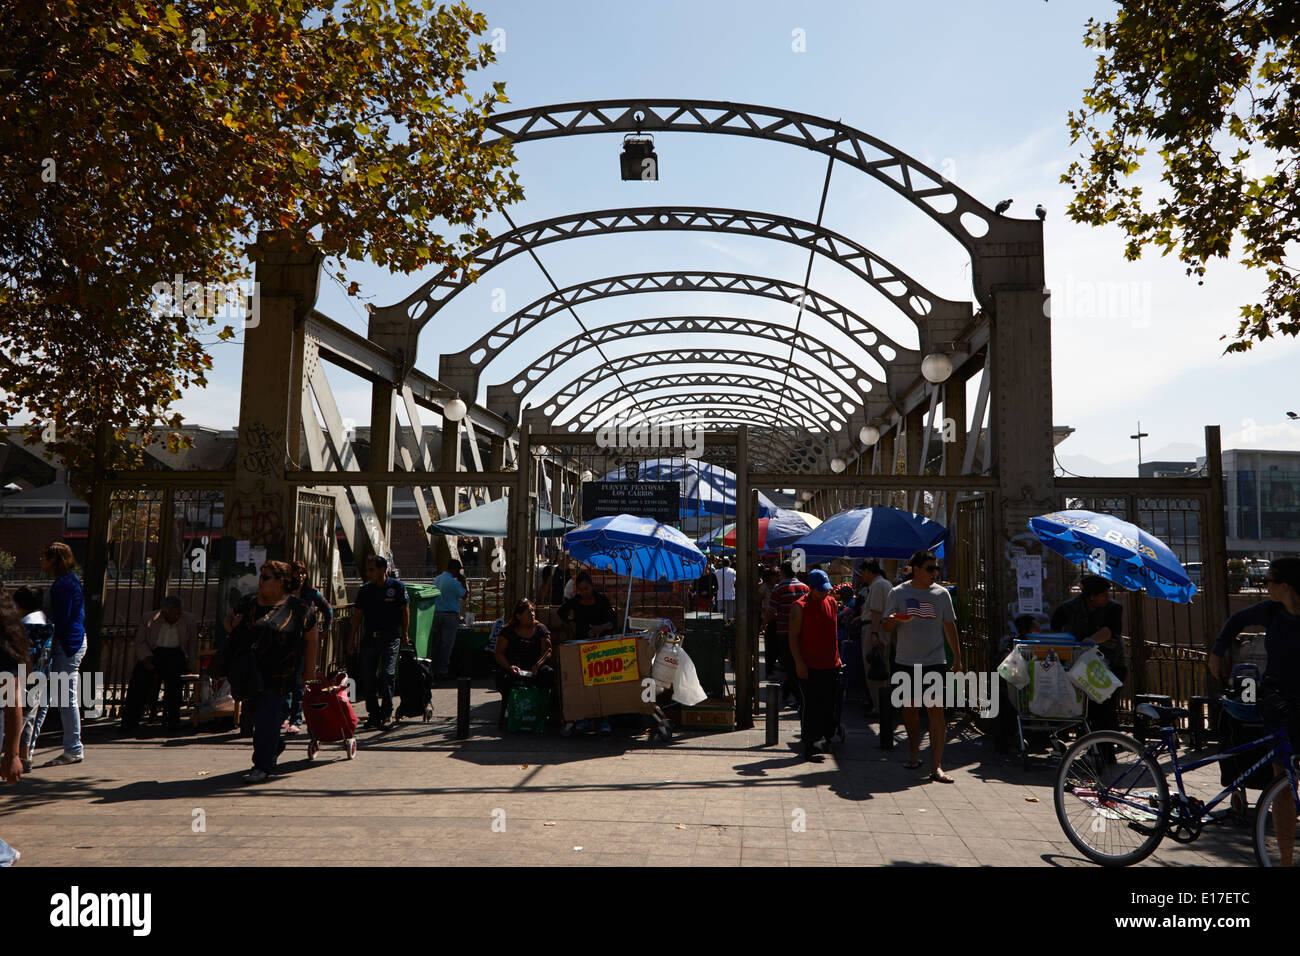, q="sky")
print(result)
[171,0,1300,477]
